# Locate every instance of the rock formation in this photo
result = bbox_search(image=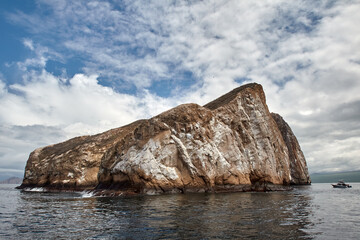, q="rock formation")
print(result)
[18,83,310,194]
